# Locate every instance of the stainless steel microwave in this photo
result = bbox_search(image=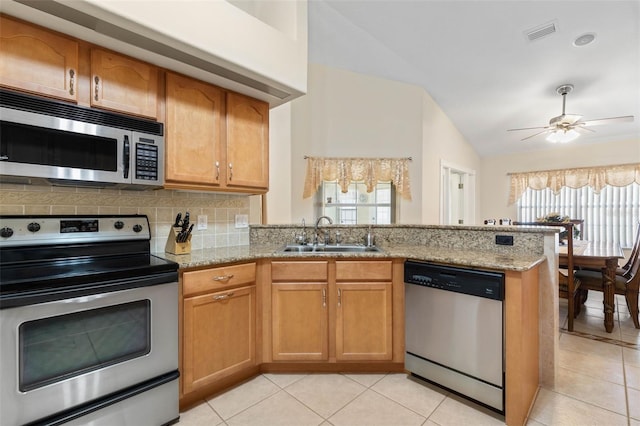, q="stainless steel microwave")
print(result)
[0,89,164,189]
